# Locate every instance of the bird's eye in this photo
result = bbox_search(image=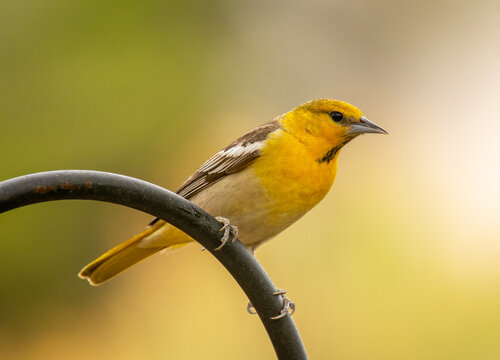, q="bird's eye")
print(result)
[329,111,344,123]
